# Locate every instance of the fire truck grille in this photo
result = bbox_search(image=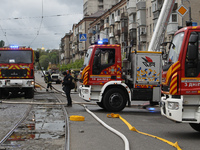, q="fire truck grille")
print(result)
[1,69,28,77]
